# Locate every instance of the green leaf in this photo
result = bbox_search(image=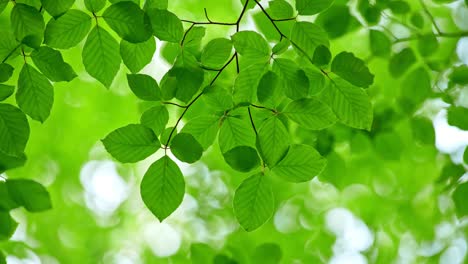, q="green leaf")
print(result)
[17,63,54,122]
[232,31,270,61]
[31,47,77,82]
[10,3,45,47]
[6,179,52,212]
[82,26,121,88]
[272,38,290,55]
[400,67,431,107]
[320,77,373,130]
[388,0,410,14]
[284,98,337,130]
[0,30,20,62]
[169,67,204,103]
[44,9,92,49]
[369,30,391,57]
[84,0,106,12]
[269,0,294,19]
[0,181,19,211]
[417,34,438,57]
[290,22,329,59]
[389,48,416,78]
[0,63,14,83]
[183,26,206,52]
[233,63,267,104]
[0,212,17,240]
[0,151,26,173]
[410,13,424,29]
[102,124,160,163]
[181,115,220,150]
[233,173,274,231]
[447,106,468,130]
[252,243,283,264]
[296,0,334,15]
[202,85,234,112]
[170,133,204,163]
[141,156,185,221]
[127,74,161,101]
[223,146,261,172]
[464,146,468,164]
[140,105,169,136]
[219,109,256,153]
[448,65,468,85]
[257,71,282,105]
[144,0,168,10]
[304,67,327,95]
[331,52,374,88]
[41,0,74,17]
[0,251,5,264]
[453,182,468,217]
[256,117,289,166]
[271,144,326,182]
[312,45,331,67]
[201,38,233,69]
[272,58,309,100]
[315,5,355,39]
[0,85,14,101]
[147,9,184,43]
[103,1,152,43]
[0,103,30,157]
[120,38,156,73]
[411,117,435,145]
